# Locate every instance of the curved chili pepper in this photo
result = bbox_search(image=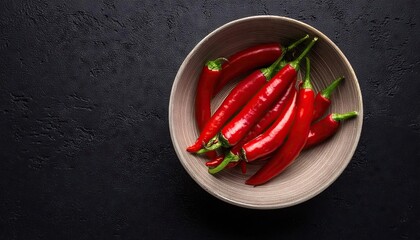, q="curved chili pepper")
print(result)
[213,43,279,95]
[213,35,309,95]
[222,111,358,164]
[304,111,358,149]
[246,57,316,186]
[204,37,318,152]
[313,76,344,121]
[189,36,309,154]
[186,52,285,153]
[207,81,296,174]
[241,85,298,162]
[195,58,227,131]
[241,80,296,145]
[218,110,357,169]
[195,58,227,159]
